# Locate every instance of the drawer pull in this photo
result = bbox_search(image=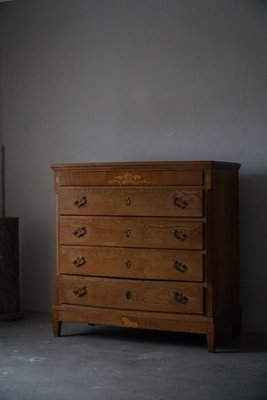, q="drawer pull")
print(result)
[173,229,187,241]
[173,291,188,304]
[73,286,87,297]
[173,260,188,273]
[74,196,87,208]
[124,260,132,268]
[73,226,87,238]
[124,229,131,238]
[125,197,132,206]
[73,256,86,268]
[125,291,132,300]
[173,196,188,209]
